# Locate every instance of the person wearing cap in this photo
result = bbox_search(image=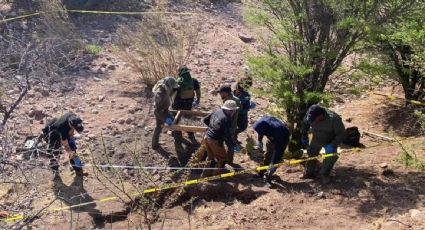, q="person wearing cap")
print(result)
[253,116,290,187]
[219,84,242,163]
[172,66,201,146]
[152,76,181,151]
[202,100,239,176]
[42,112,85,175]
[300,104,346,184]
[232,82,255,143]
